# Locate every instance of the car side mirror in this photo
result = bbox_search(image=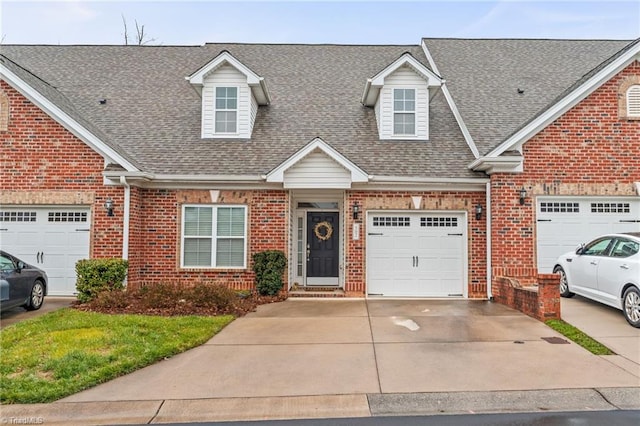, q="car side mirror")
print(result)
[575,244,585,255]
[16,261,26,271]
